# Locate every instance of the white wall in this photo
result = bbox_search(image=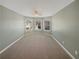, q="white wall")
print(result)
[52,0,79,59]
[0,5,24,51]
